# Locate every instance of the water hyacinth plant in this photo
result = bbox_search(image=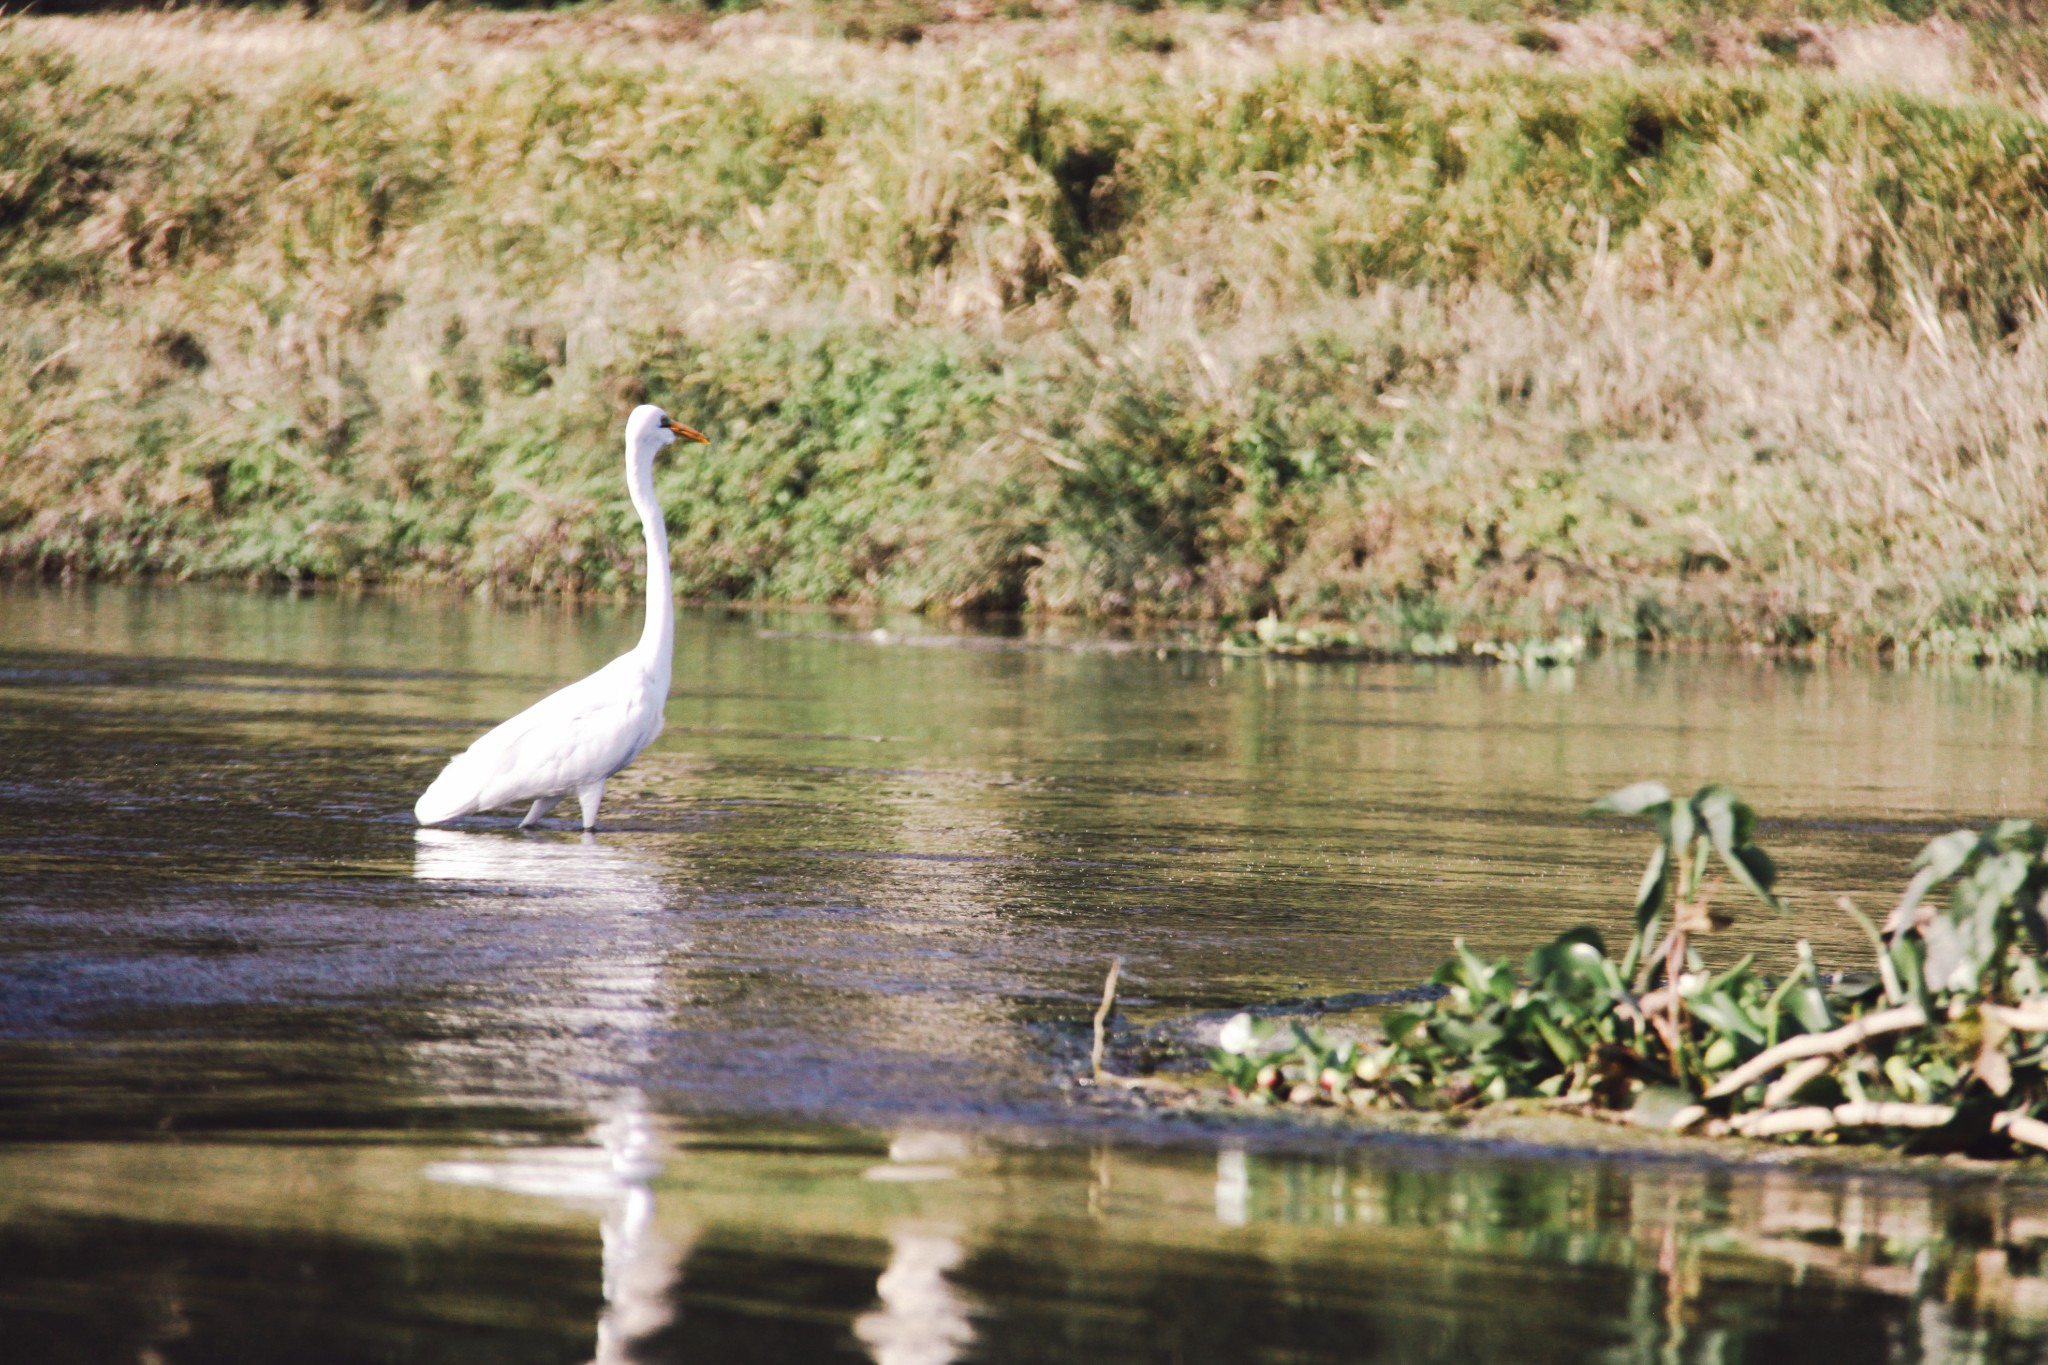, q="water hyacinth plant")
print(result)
[1211,784,2048,1156]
